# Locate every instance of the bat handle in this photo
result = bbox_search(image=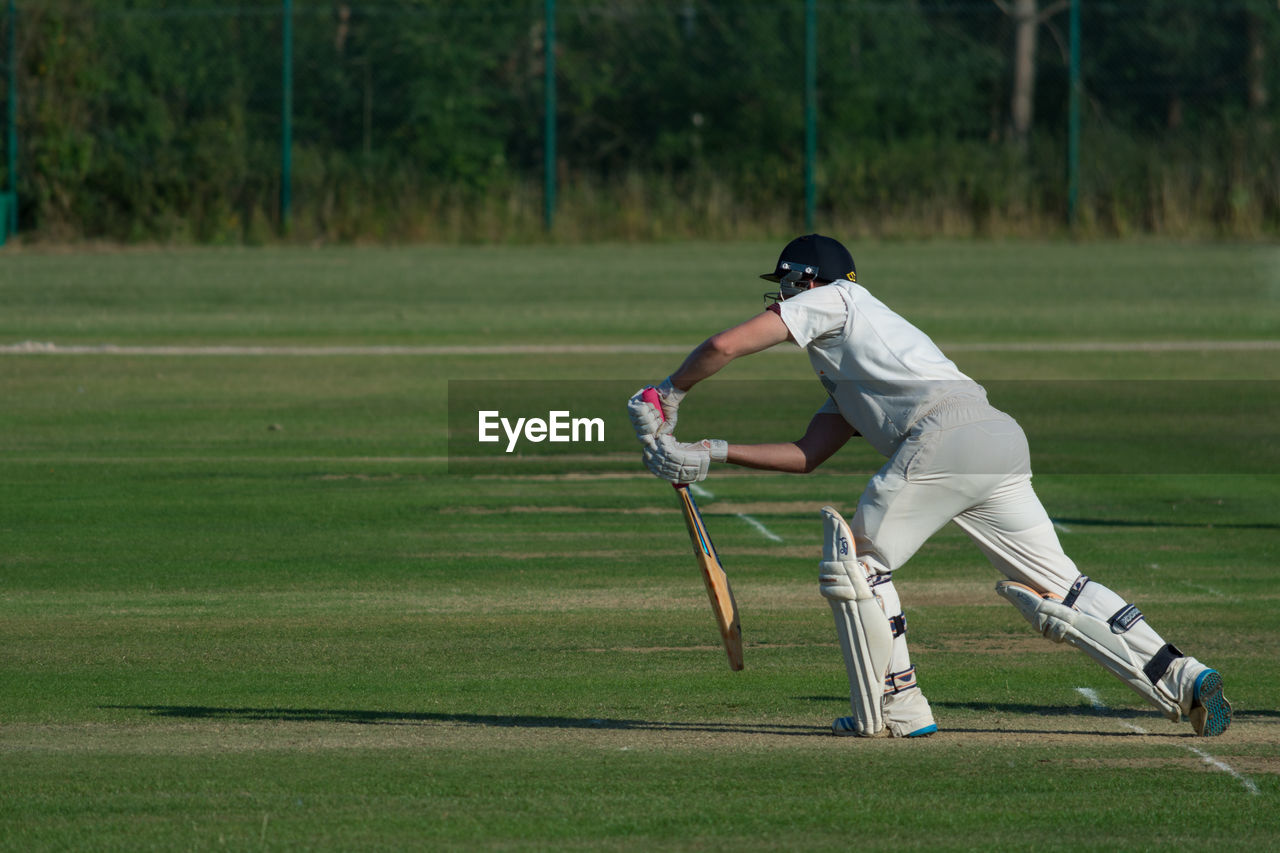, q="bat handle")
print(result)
[640,385,686,492]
